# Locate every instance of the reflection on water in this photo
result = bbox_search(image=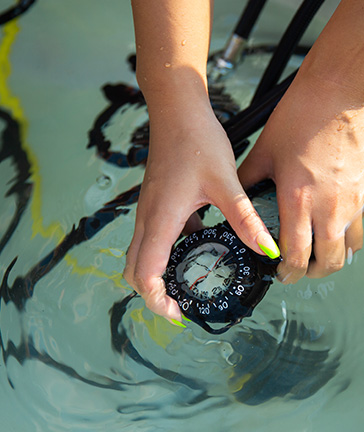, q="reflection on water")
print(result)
[0,1,363,431]
[111,293,343,406]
